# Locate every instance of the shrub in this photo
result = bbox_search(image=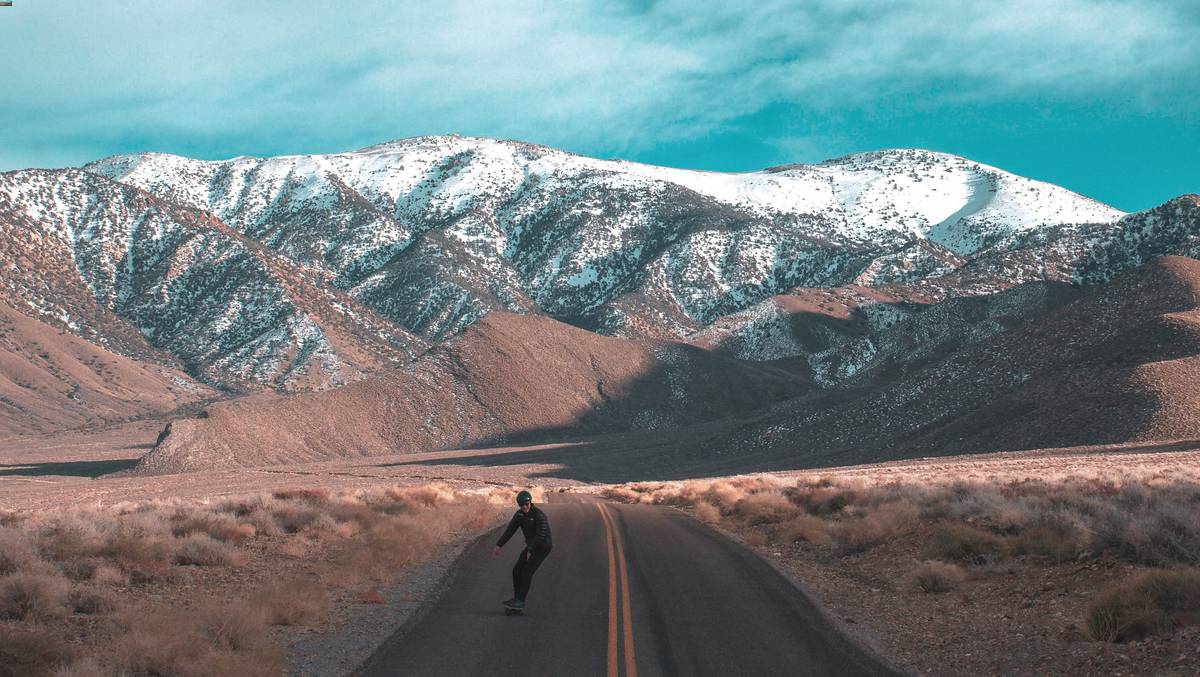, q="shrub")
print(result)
[328,515,437,584]
[777,514,831,545]
[328,502,378,529]
[786,484,859,515]
[239,508,280,537]
[110,601,283,677]
[0,528,40,575]
[272,488,330,506]
[217,495,268,517]
[744,531,768,546]
[250,578,331,626]
[175,535,246,567]
[97,517,173,566]
[37,517,102,562]
[90,563,125,586]
[69,585,118,615]
[170,510,255,543]
[908,560,967,593]
[49,657,106,677]
[733,492,800,526]
[1086,568,1200,642]
[384,484,454,511]
[0,626,74,677]
[1011,518,1090,563]
[693,502,721,524]
[0,572,70,621]
[924,523,1007,564]
[830,501,917,556]
[272,505,321,534]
